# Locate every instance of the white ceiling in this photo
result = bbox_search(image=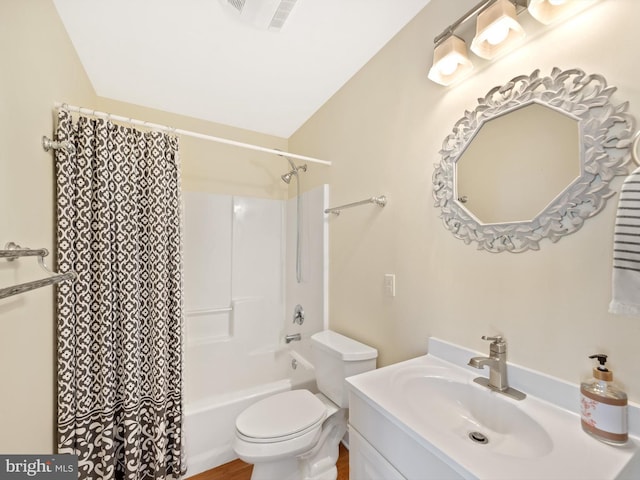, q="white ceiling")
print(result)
[53,0,431,138]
